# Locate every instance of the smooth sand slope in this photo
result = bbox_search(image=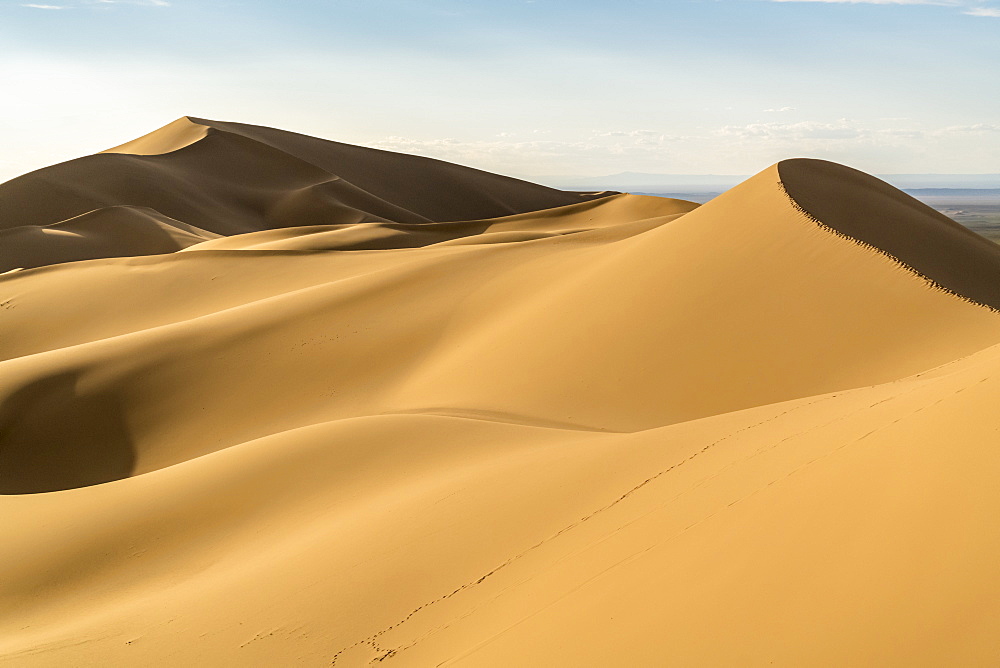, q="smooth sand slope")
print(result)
[2,120,1000,666]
